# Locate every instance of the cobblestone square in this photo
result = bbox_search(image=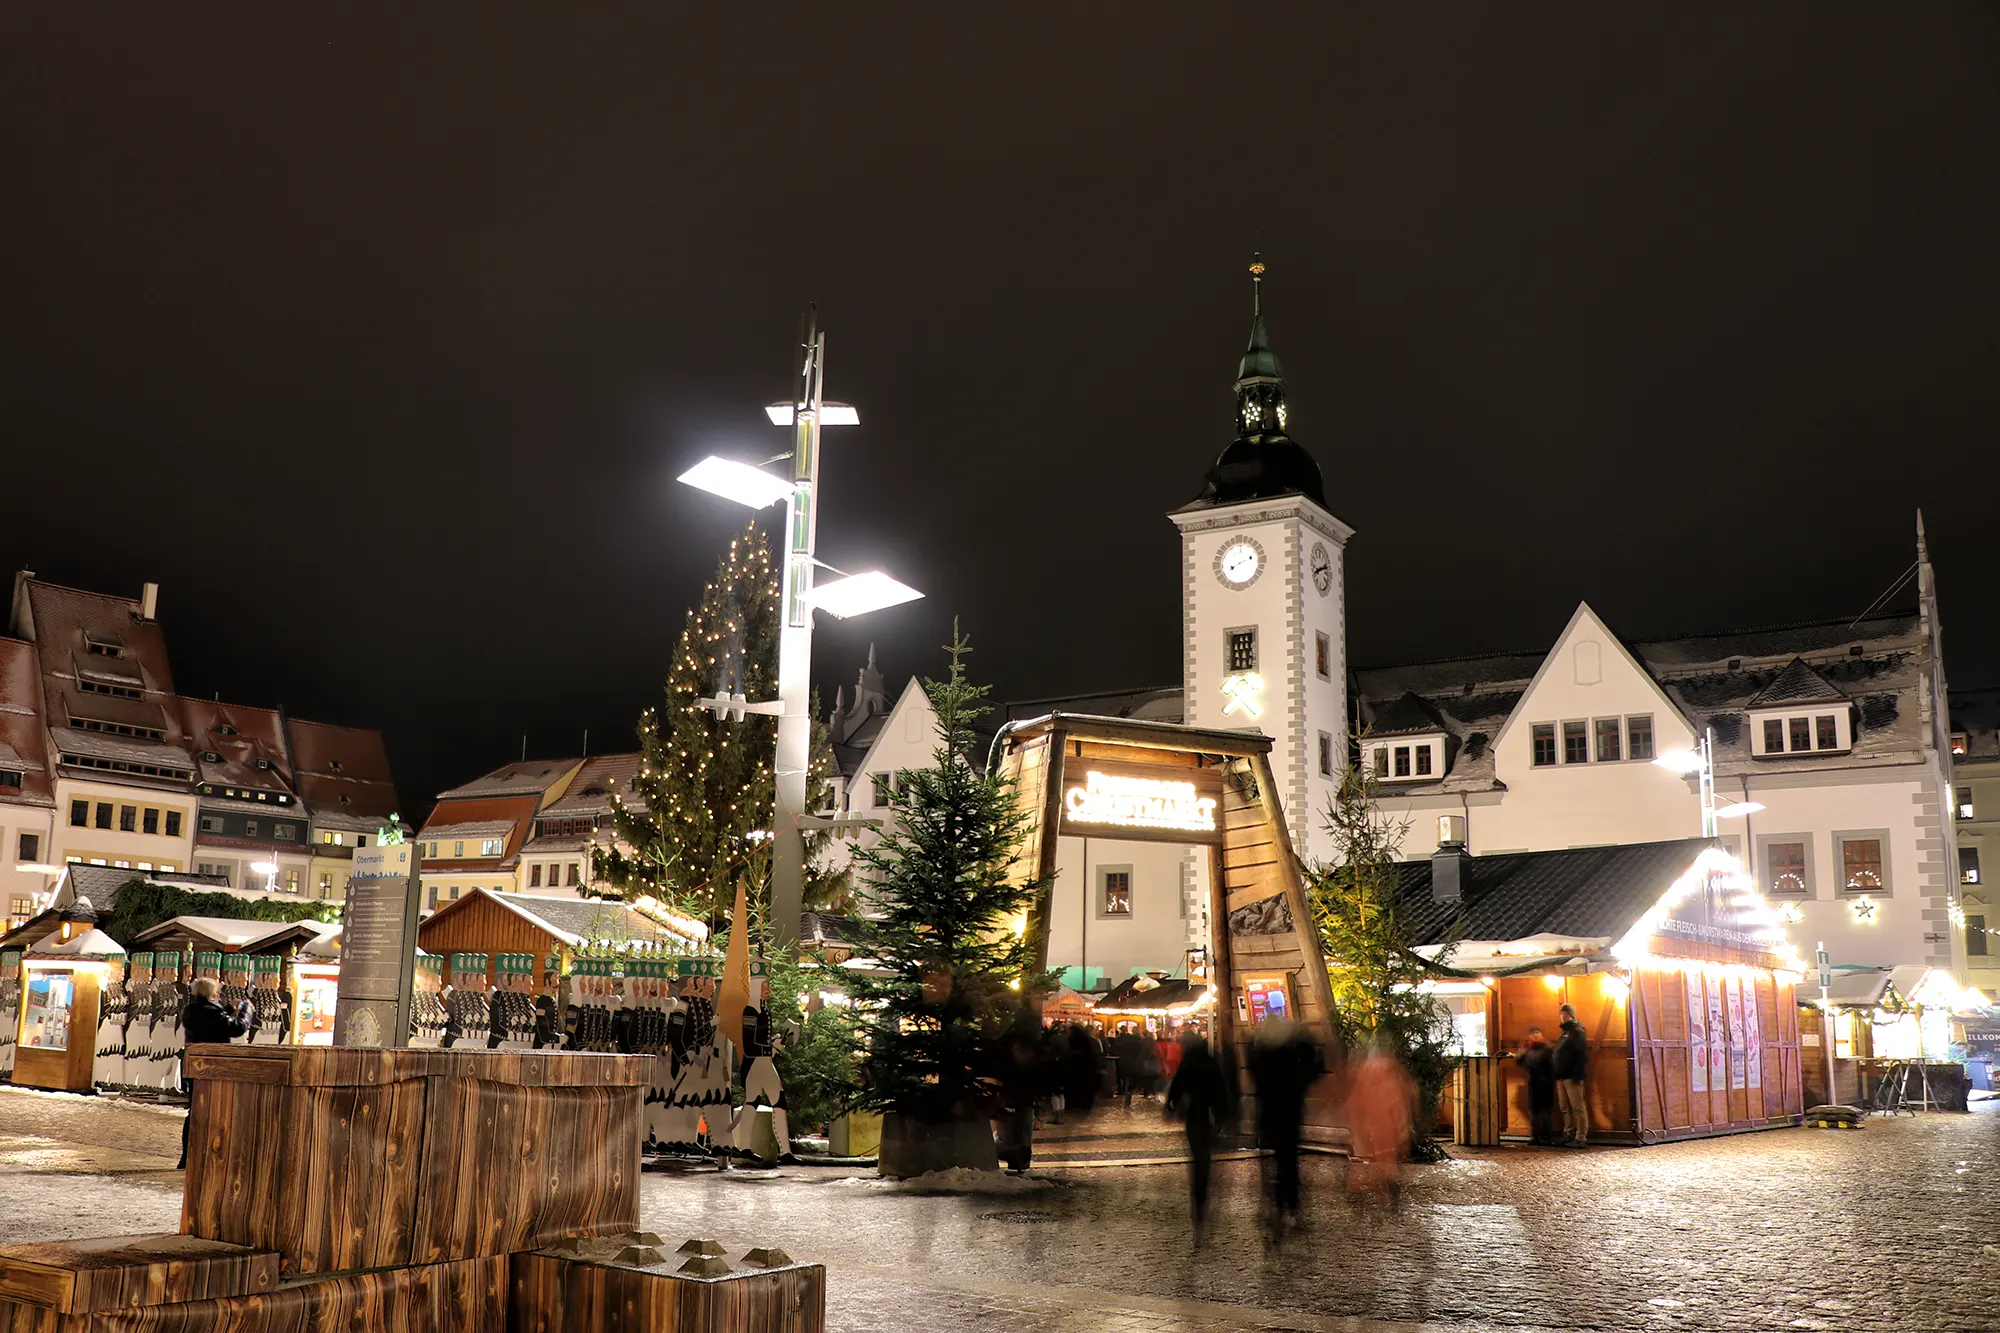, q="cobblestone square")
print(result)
[2,1087,1995,1332]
